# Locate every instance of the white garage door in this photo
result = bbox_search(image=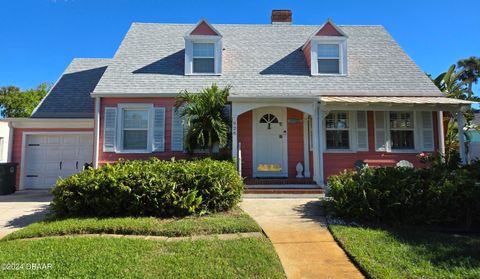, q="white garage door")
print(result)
[23,134,93,189]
